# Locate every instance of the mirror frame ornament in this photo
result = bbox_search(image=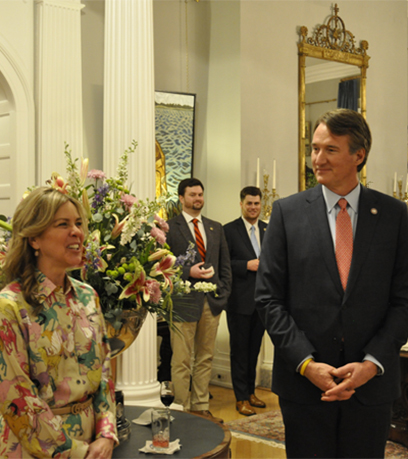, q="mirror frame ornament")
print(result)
[297,3,370,191]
